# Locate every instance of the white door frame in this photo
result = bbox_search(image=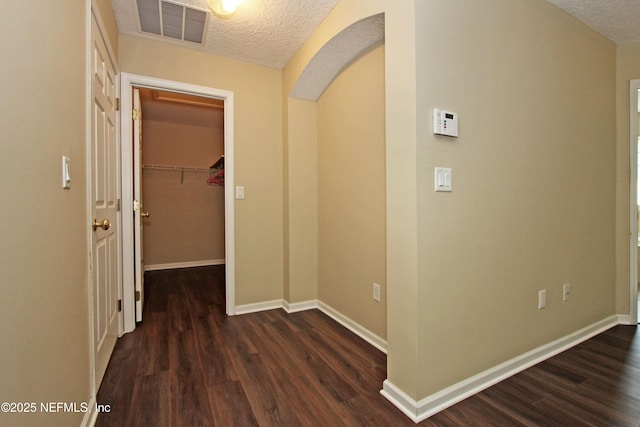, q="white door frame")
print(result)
[629,79,639,325]
[120,73,236,333]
